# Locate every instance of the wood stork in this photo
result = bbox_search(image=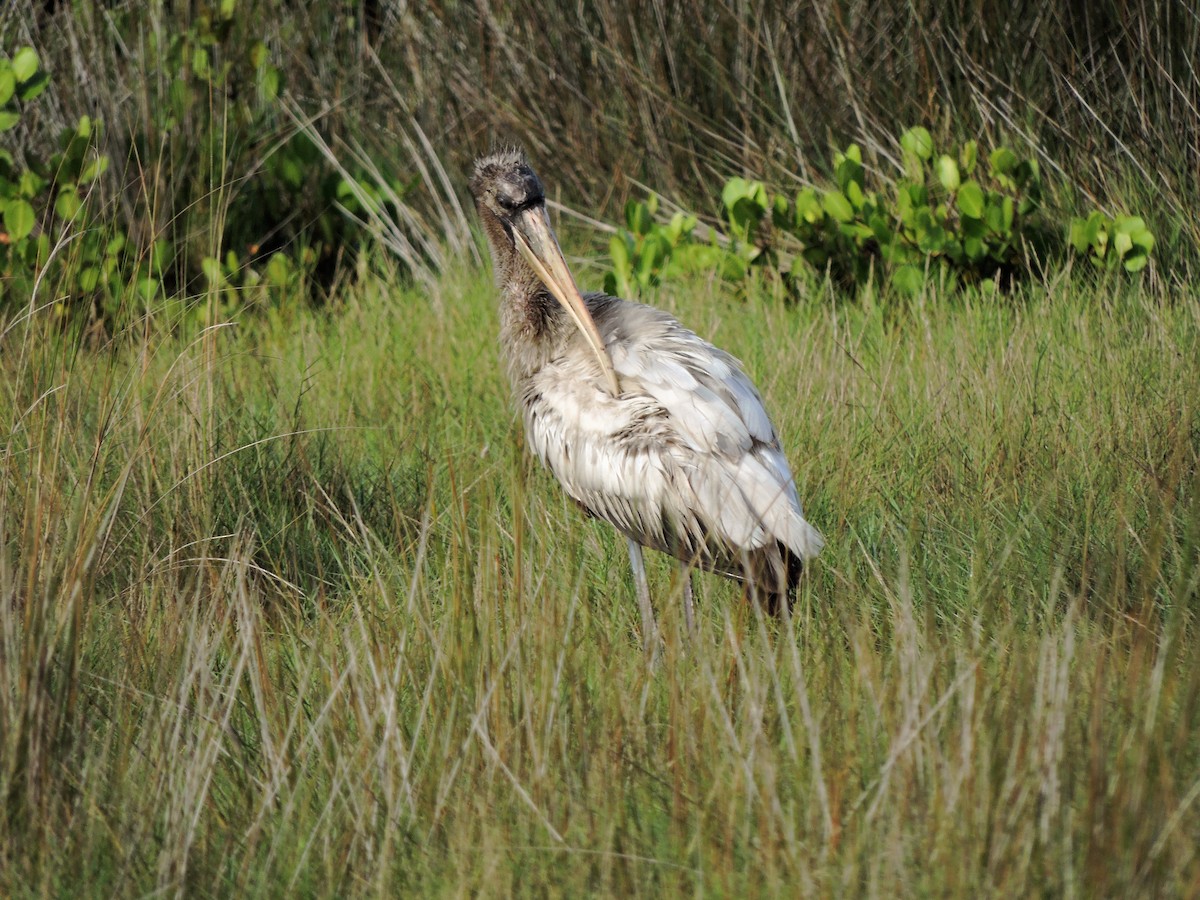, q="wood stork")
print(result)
[469,149,823,645]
